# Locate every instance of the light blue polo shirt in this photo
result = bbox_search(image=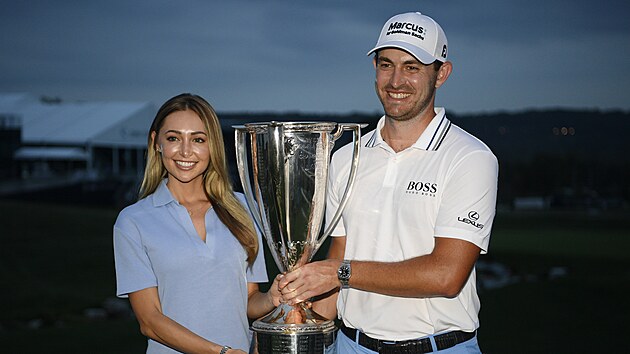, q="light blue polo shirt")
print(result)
[113,180,268,353]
